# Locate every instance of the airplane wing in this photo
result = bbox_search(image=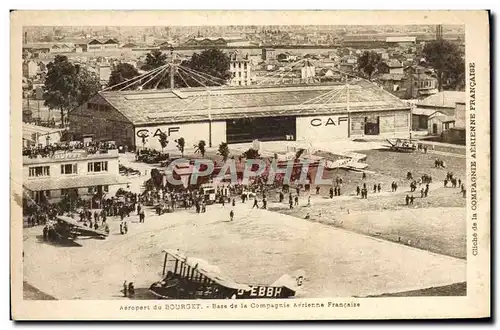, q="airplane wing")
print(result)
[386,139,396,147]
[162,249,251,291]
[56,216,109,238]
